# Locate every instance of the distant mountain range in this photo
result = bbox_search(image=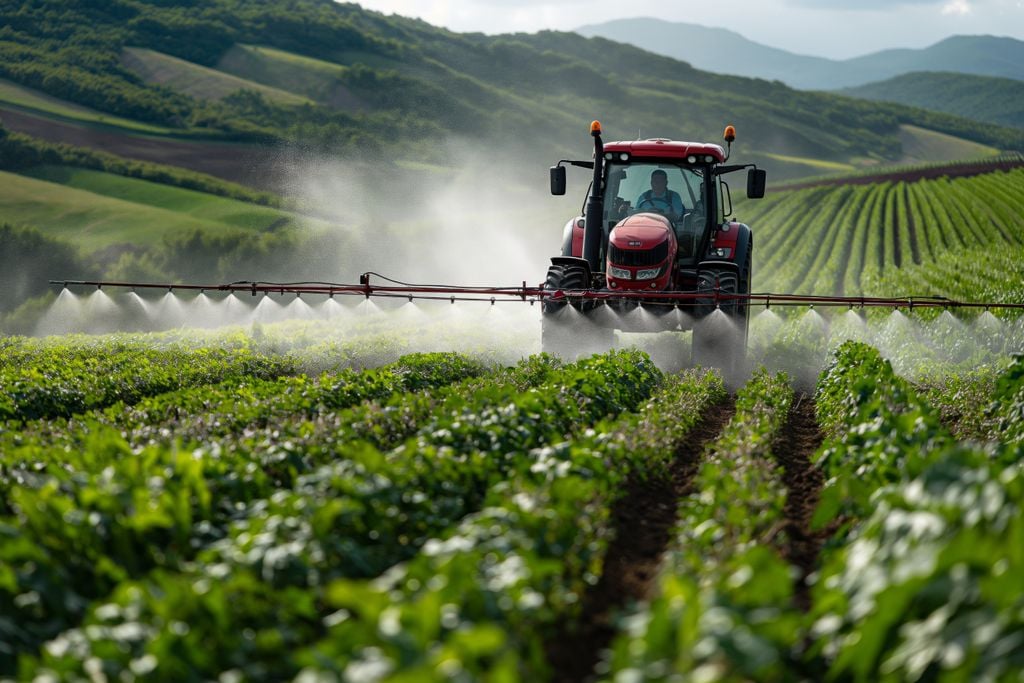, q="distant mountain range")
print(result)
[575,19,1024,90]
